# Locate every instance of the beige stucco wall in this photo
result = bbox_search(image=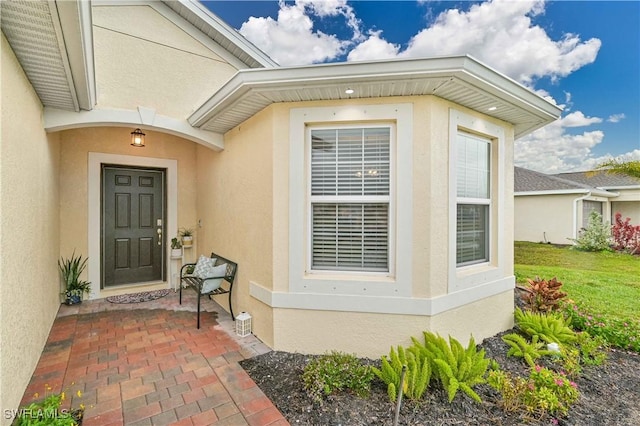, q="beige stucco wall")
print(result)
[58,127,198,293]
[195,107,276,346]
[515,194,578,244]
[273,291,514,358]
[612,189,640,225]
[0,35,61,424]
[92,4,239,118]
[199,95,515,357]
